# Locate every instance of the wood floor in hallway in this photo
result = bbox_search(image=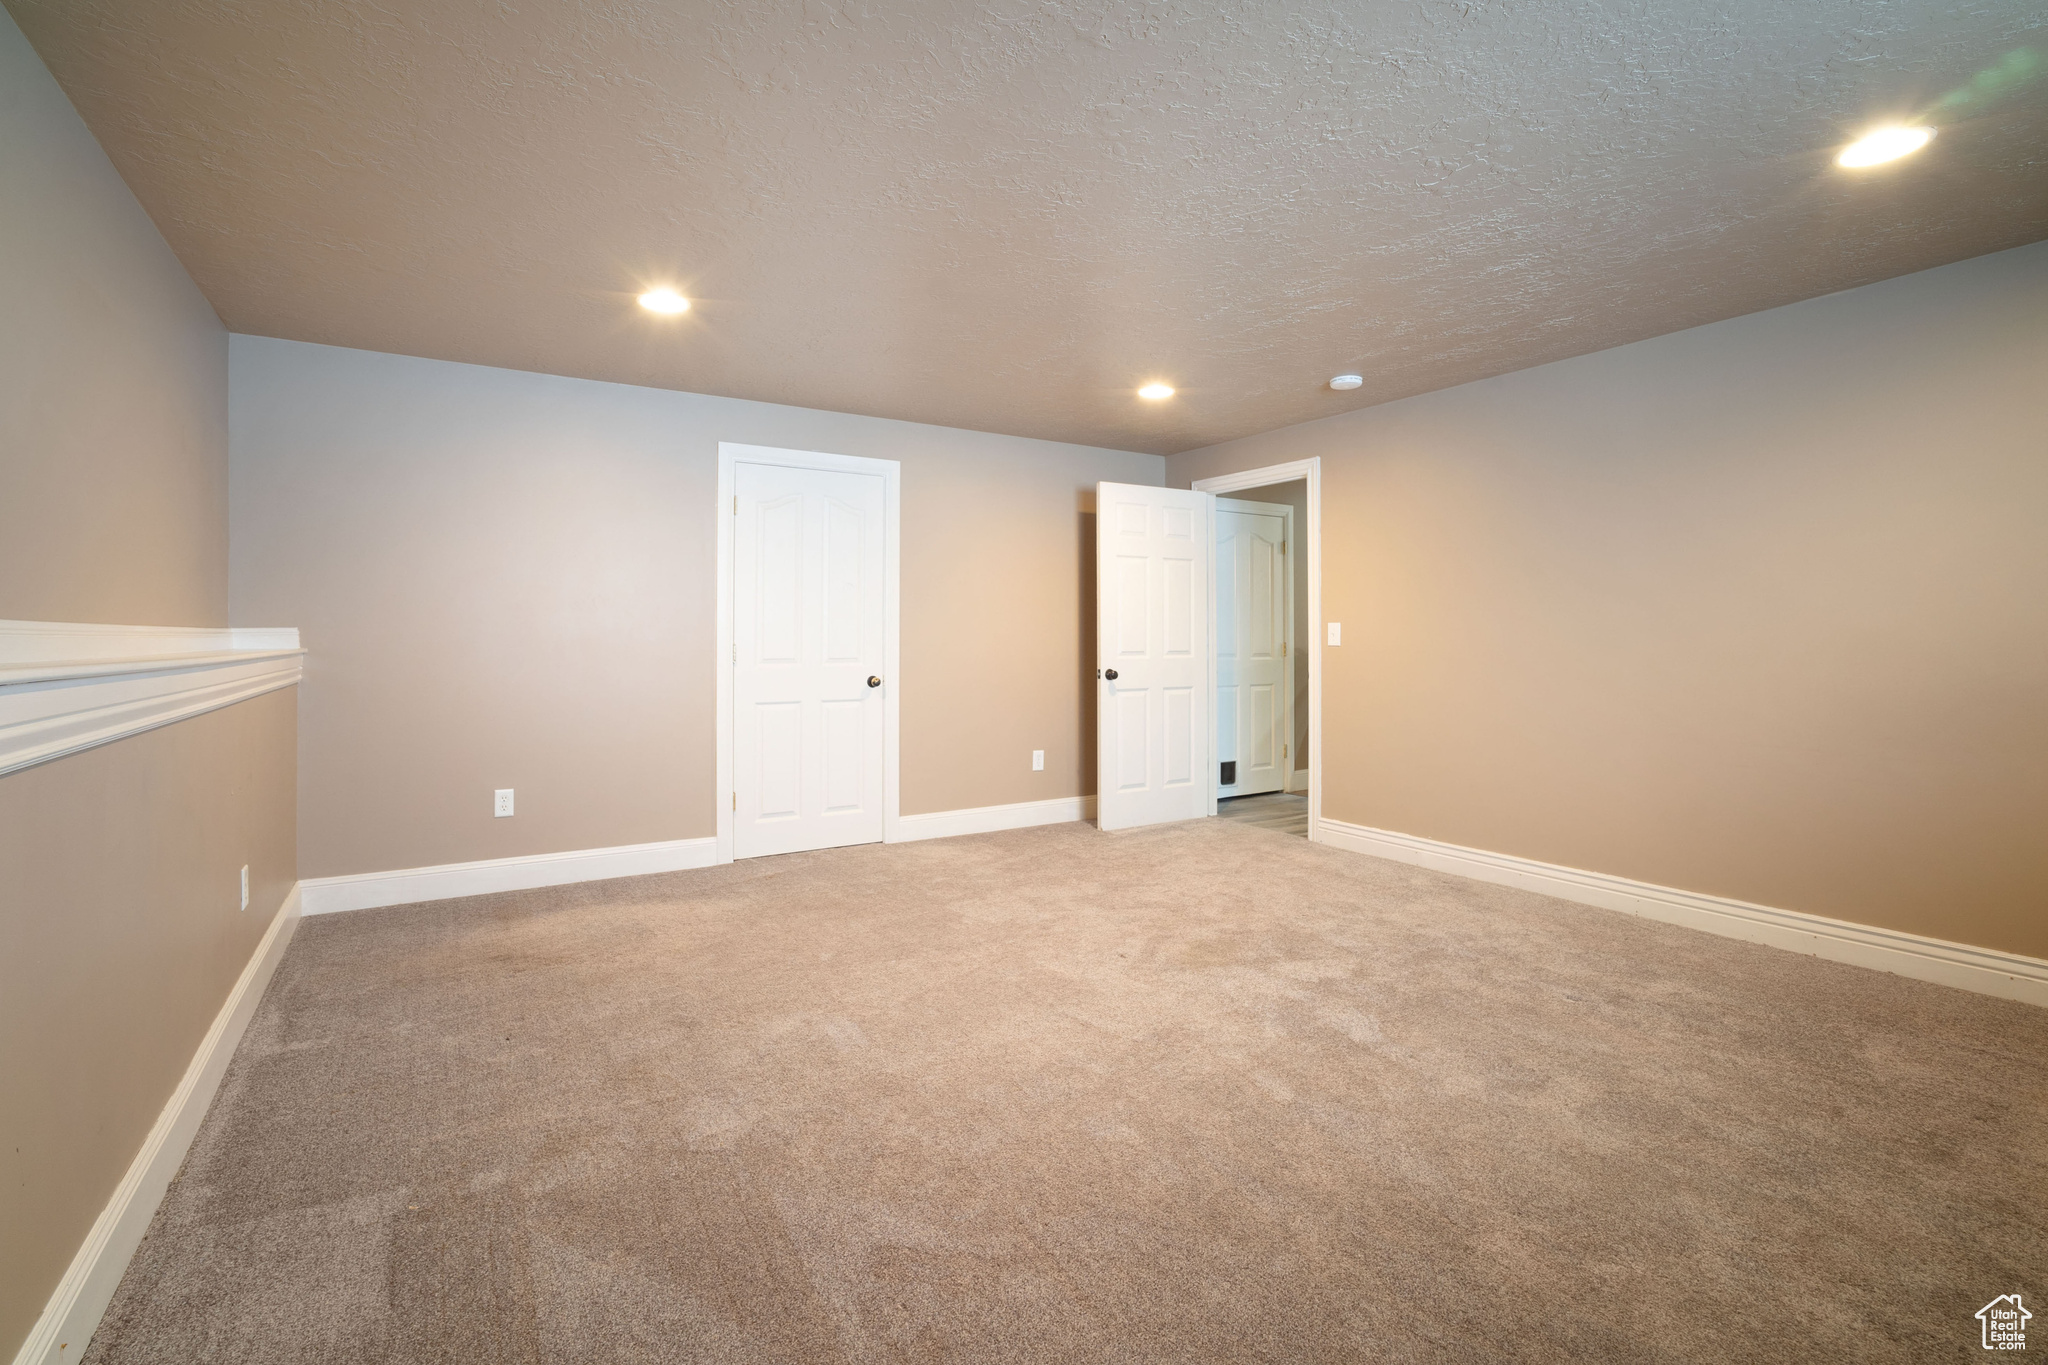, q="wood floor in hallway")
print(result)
[1215,790,1308,836]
